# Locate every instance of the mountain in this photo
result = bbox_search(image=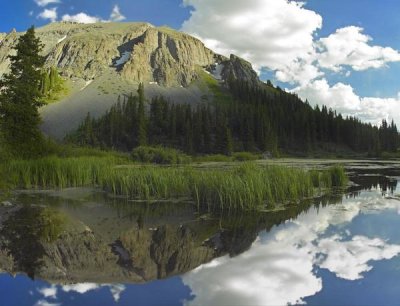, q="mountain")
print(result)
[1,22,397,155]
[0,22,260,138]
